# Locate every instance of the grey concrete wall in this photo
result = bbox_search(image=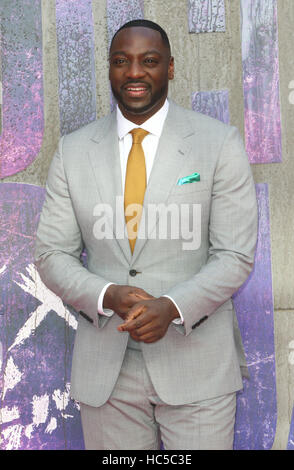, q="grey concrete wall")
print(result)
[2,0,293,449]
